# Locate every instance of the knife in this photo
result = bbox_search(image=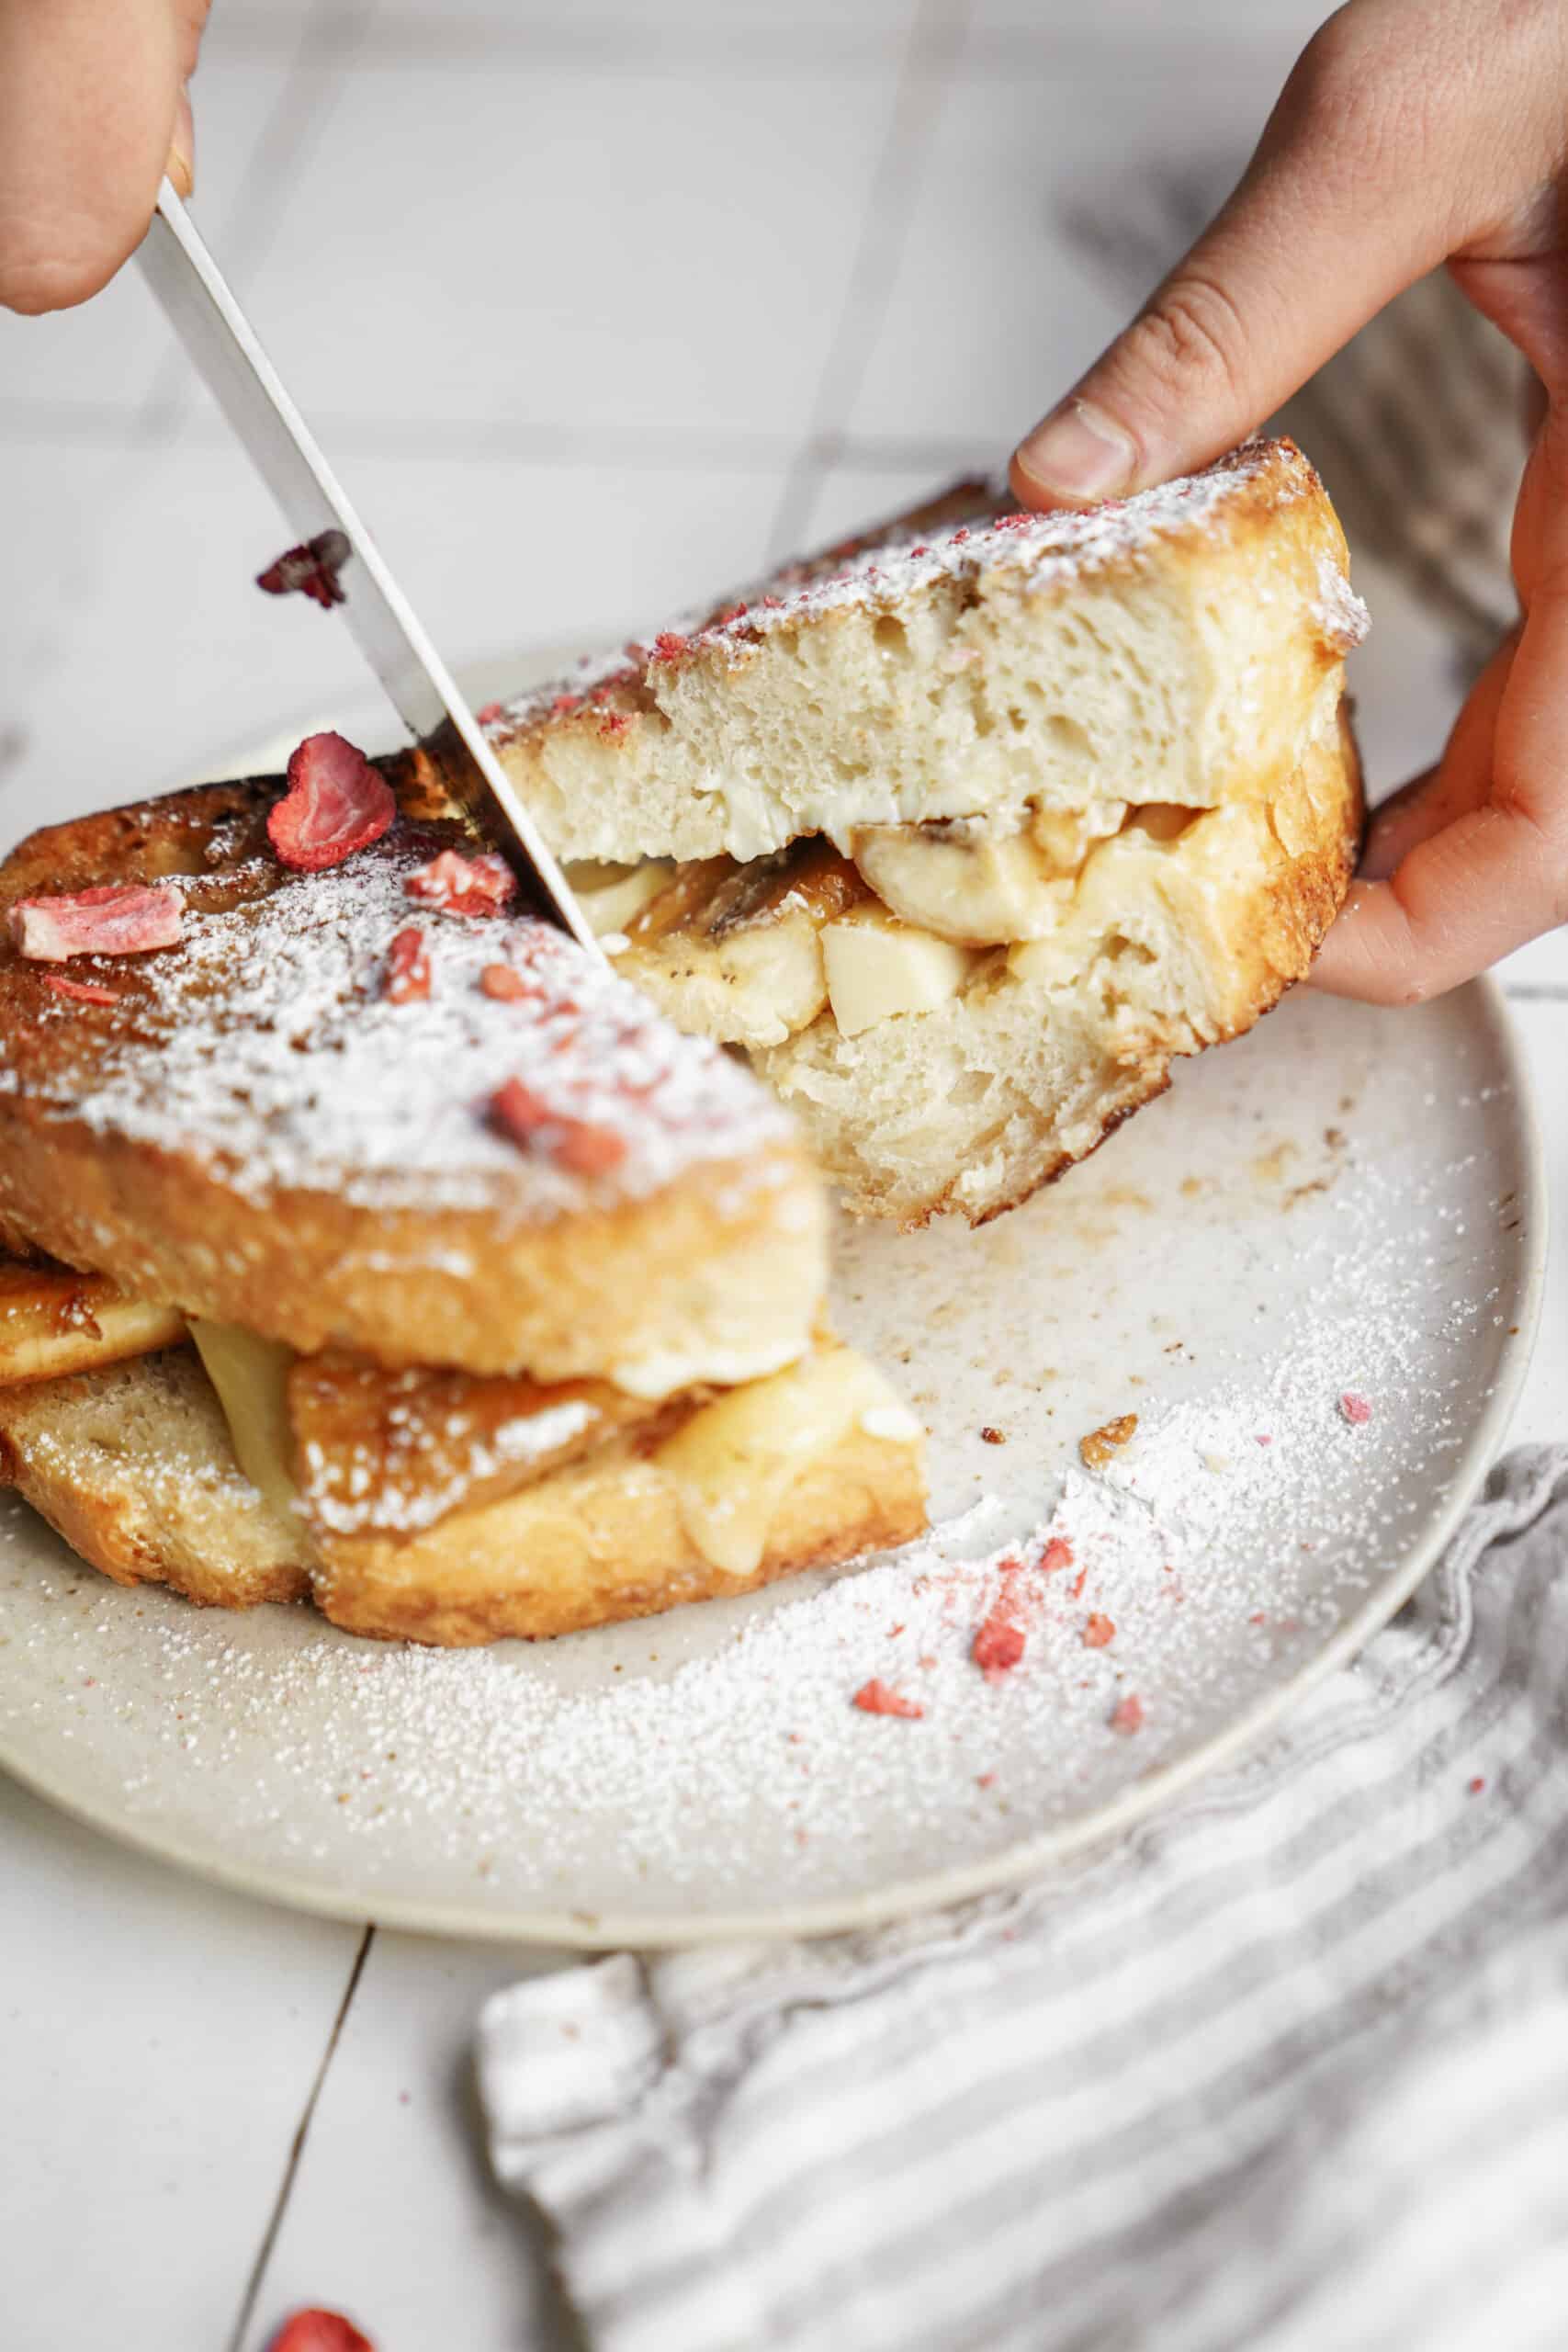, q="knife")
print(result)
[135,181,598,955]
